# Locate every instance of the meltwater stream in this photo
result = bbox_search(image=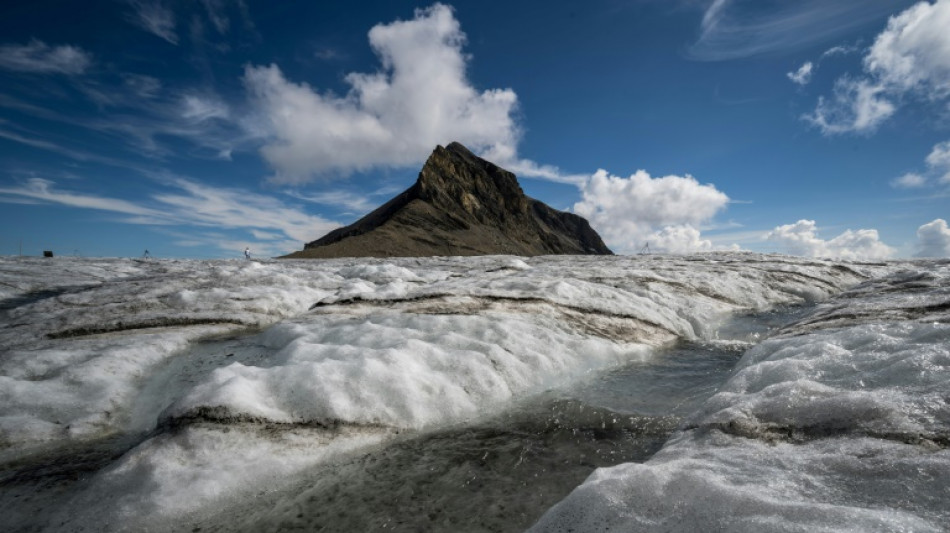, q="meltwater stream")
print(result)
[0,304,807,533]
[184,308,804,533]
[2,255,923,532]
